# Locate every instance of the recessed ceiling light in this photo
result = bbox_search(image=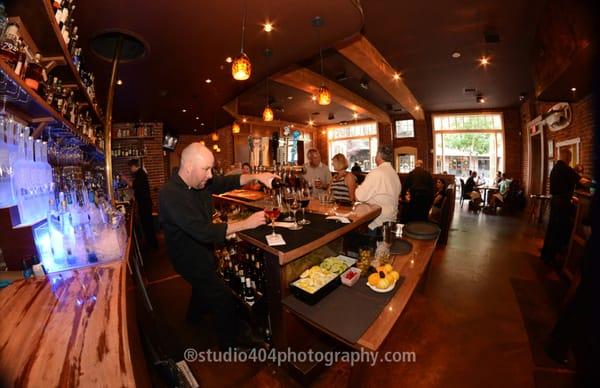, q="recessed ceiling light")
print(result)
[570,87,577,92]
[352,112,358,119]
[195,116,199,120]
[263,22,274,32]
[242,117,247,123]
[308,119,315,126]
[451,52,461,58]
[415,105,421,111]
[225,57,233,63]
[117,79,123,85]
[393,73,401,80]
[287,96,293,100]
[193,128,197,132]
[479,56,490,66]
[311,95,317,102]
[205,78,212,83]
[201,122,205,126]
[182,109,187,113]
